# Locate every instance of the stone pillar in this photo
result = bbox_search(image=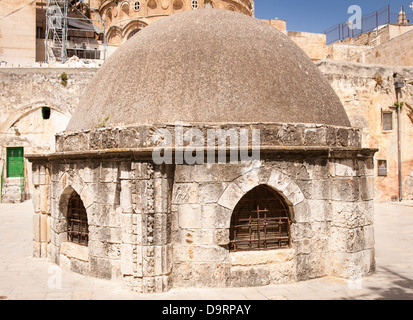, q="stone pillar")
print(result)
[329,157,375,279]
[122,162,173,293]
[120,161,137,286]
[32,162,51,258]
